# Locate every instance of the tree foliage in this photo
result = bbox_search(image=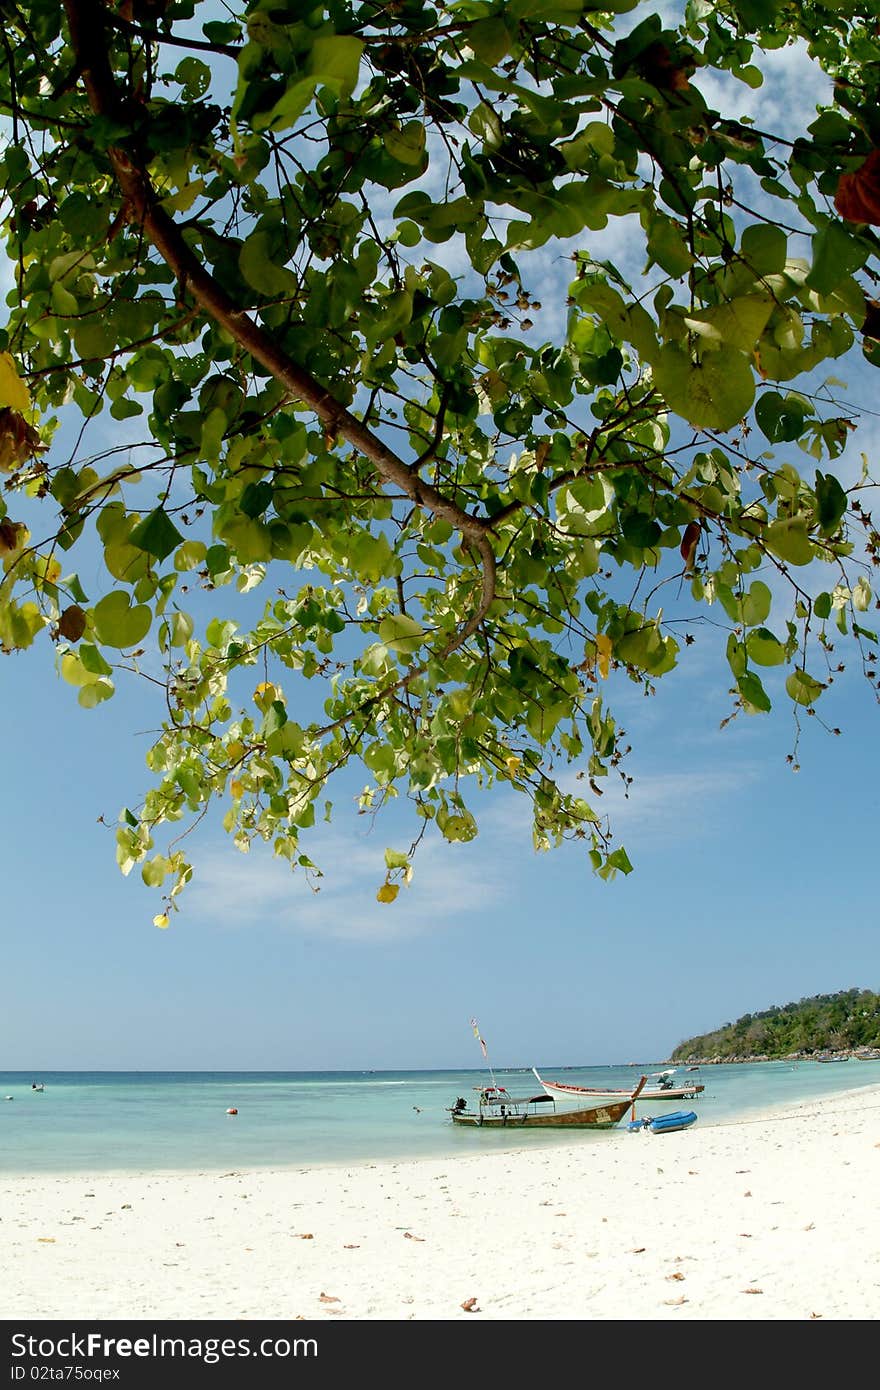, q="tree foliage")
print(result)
[672,988,880,1059]
[1,0,879,920]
